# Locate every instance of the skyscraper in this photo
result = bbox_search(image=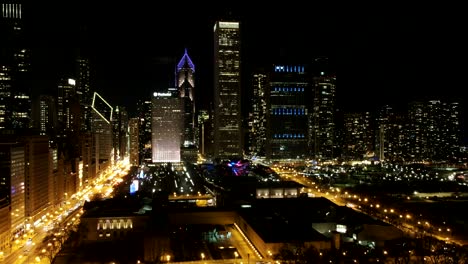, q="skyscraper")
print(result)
[175,49,197,163]
[91,92,113,163]
[408,100,463,162]
[309,59,336,161]
[250,72,268,157]
[128,117,139,166]
[151,90,183,163]
[267,64,309,160]
[32,94,56,136]
[57,78,76,131]
[0,2,32,131]
[213,21,242,160]
[112,106,128,161]
[136,99,152,164]
[76,56,92,131]
[343,112,373,160]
